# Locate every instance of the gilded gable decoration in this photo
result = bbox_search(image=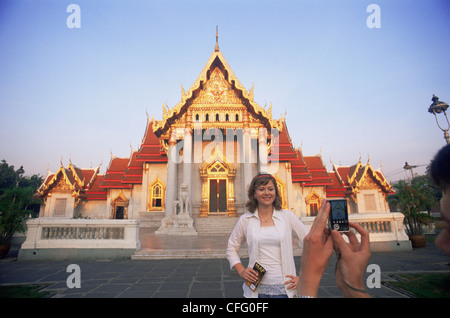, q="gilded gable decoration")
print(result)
[359,174,379,189]
[36,162,93,207]
[54,177,73,191]
[192,67,241,104]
